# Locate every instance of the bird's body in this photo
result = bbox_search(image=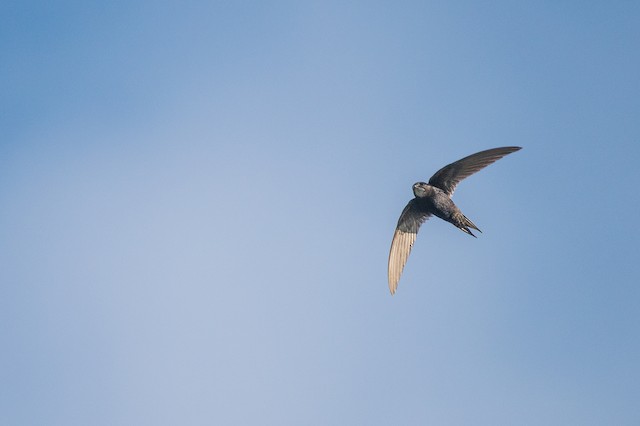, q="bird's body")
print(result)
[388,146,521,294]
[413,183,480,236]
